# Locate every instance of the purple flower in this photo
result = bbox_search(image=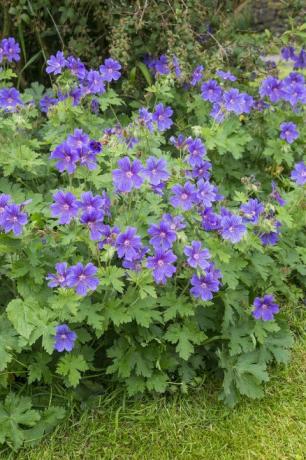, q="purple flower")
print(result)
[201,80,223,103]
[220,214,246,243]
[67,128,90,150]
[66,56,87,79]
[258,220,281,246]
[281,46,296,61]
[239,93,254,113]
[143,157,169,185]
[77,192,104,214]
[47,262,70,288]
[216,70,236,81]
[112,156,144,193]
[187,138,206,167]
[1,204,28,236]
[291,161,306,186]
[190,265,221,301]
[80,210,104,241]
[98,225,120,248]
[293,48,306,69]
[54,324,77,352]
[210,102,226,123]
[116,227,143,261]
[89,140,102,154]
[122,247,148,271]
[86,70,106,94]
[138,108,154,132]
[40,95,57,113]
[187,160,212,180]
[0,194,11,222]
[259,76,286,103]
[148,221,176,251]
[147,249,177,284]
[223,88,244,114]
[99,58,121,82]
[152,103,173,132]
[91,99,100,114]
[67,262,99,296]
[190,65,204,86]
[69,87,83,106]
[50,191,78,225]
[172,55,182,78]
[154,55,170,75]
[50,142,79,174]
[162,213,186,231]
[170,182,197,211]
[196,180,216,207]
[253,99,269,112]
[201,207,221,231]
[279,122,299,144]
[240,199,264,224]
[184,241,211,269]
[78,146,98,170]
[170,134,188,150]
[271,181,286,206]
[0,87,22,112]
[252,294,279,321]
[125,136,139,149]
[2,37,21,62]
[46,51,66,75]
[101,191,111,217]
[285,72,304,85]
[283,81,306,106]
